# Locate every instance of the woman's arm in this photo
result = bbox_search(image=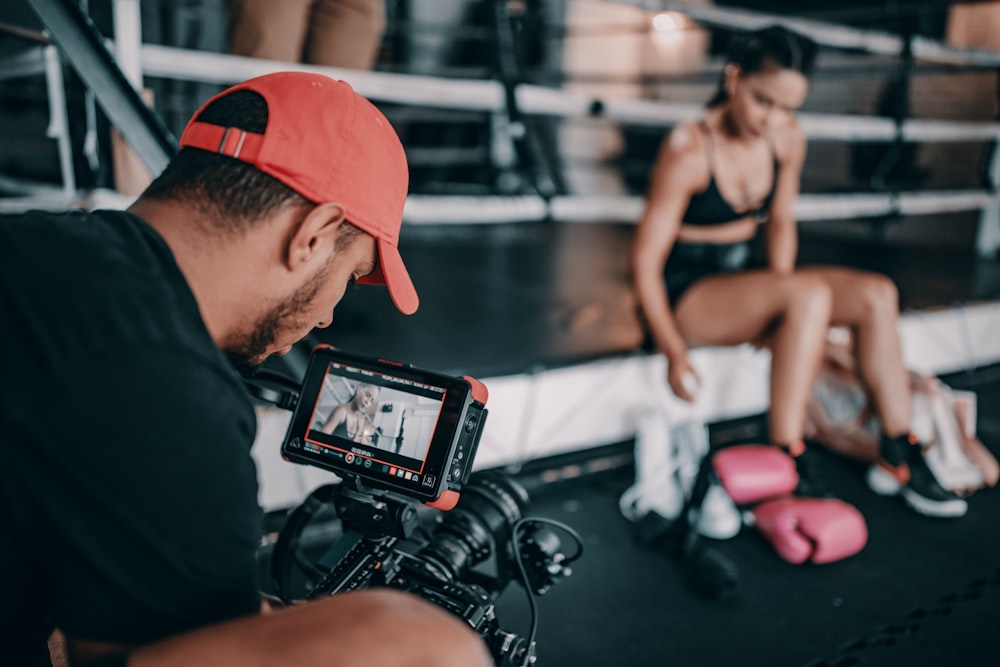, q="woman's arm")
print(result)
[320,404,349,435]
[765,118,807,274]
[631,125,706,400]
